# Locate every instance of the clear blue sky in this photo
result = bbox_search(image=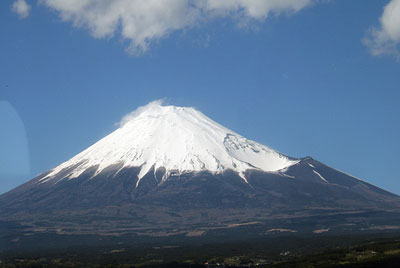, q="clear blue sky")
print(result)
[1,0,400,195]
